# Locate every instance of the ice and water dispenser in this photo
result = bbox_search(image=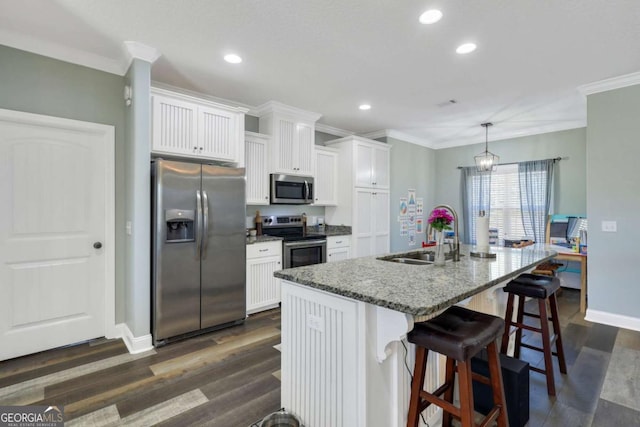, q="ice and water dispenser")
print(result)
[165,209,195,242]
